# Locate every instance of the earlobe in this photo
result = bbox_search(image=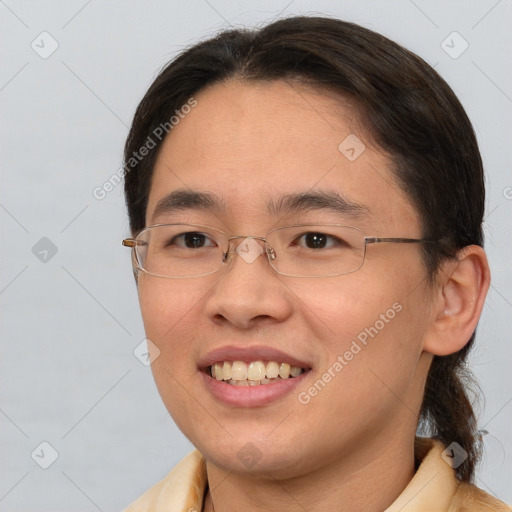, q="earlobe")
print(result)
[423,245,490,356]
